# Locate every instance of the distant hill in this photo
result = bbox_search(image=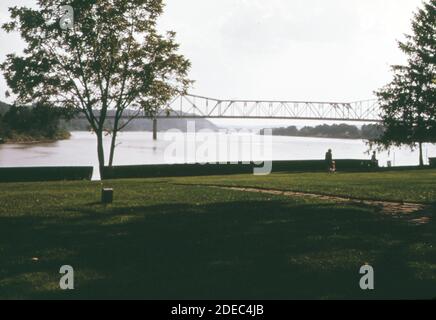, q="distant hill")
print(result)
[0,101,11,115]
[0,101,219,132]
[62,110,220,132]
